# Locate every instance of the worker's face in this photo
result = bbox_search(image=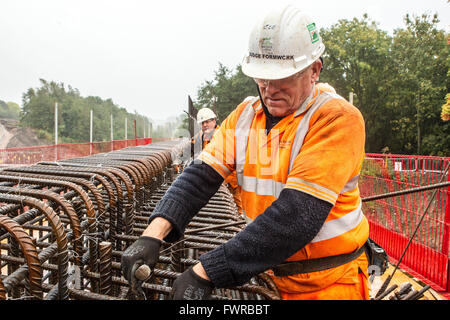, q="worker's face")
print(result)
[256,60,322,117]
[201,118,216,133]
